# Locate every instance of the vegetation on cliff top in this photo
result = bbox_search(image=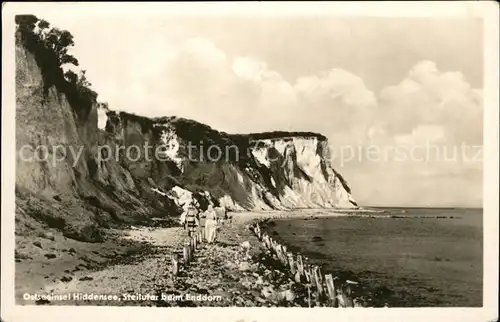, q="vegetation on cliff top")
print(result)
[156,116,327,142]
[15,14,100,122]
